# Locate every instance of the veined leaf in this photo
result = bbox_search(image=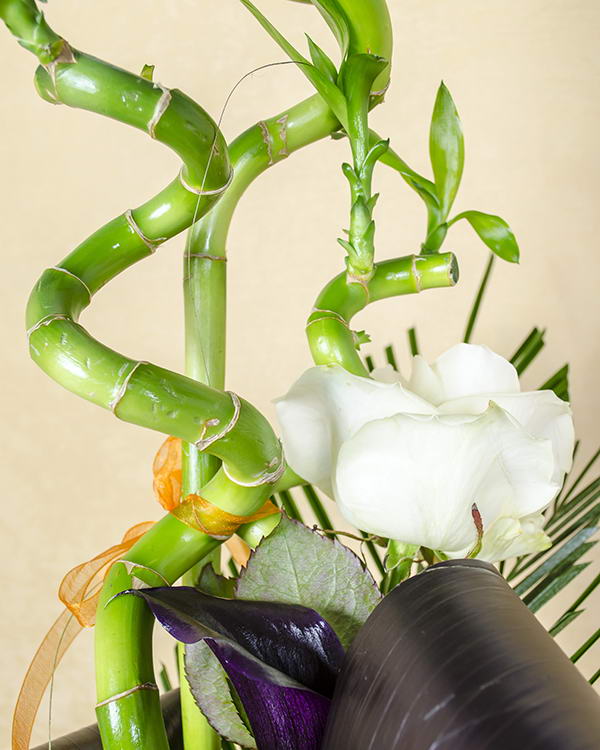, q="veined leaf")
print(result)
[185,641,256,748]
[448,210,520,263]
[239,0,348,126]
[429,82,464,220]
[236,515,381,648]
[196,562,236,599]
